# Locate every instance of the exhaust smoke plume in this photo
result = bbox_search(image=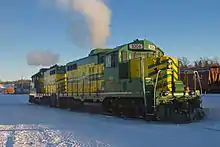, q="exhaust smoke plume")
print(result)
[26,50,59,67]
[56,0,111,48]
